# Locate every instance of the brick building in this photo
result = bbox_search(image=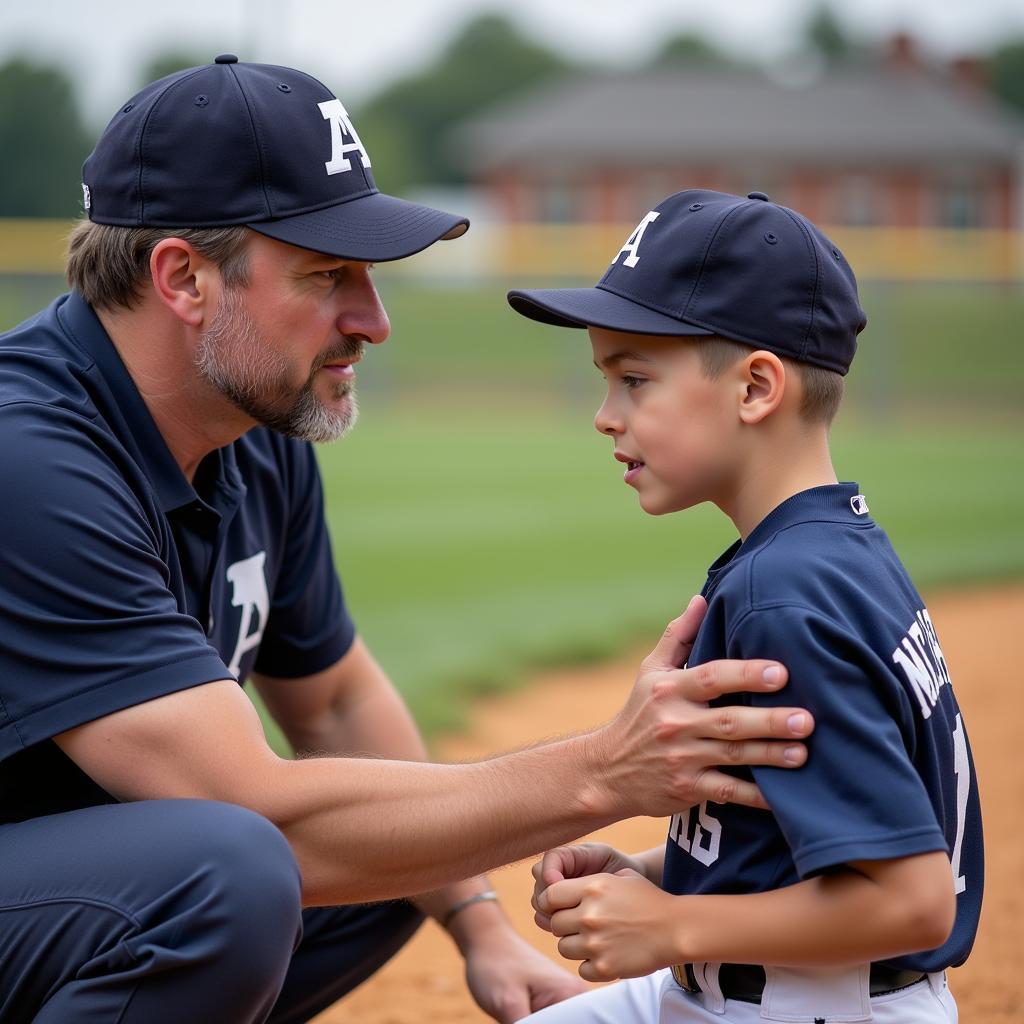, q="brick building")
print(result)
[456,45,1024,231]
